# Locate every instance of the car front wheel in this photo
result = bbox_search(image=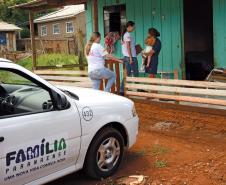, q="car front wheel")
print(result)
[84,127,125,179]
